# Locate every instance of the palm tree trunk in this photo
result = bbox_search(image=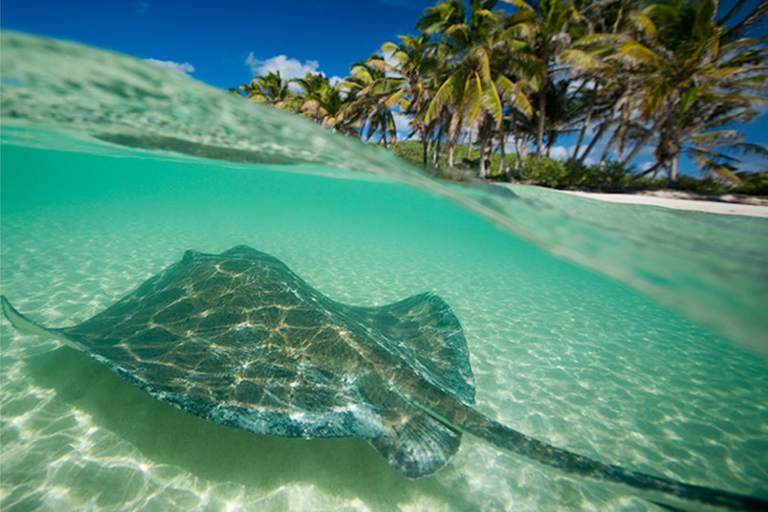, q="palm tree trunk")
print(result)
[510,111,523,174]
[572,94,595,161]
[433,127,442,165]
[499,133,510,180]
[637,161,662,179]
[578,118,610,165]
[466,125,474,160]
[515,135,526,170]
[619,115,667,169]
[535,85,547,157]
[669,153,679,183]
[616,103,631,161]
[579,97,625,165]
[478,139,487,179]
[600,128,618,166]
[381,122,388,148]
